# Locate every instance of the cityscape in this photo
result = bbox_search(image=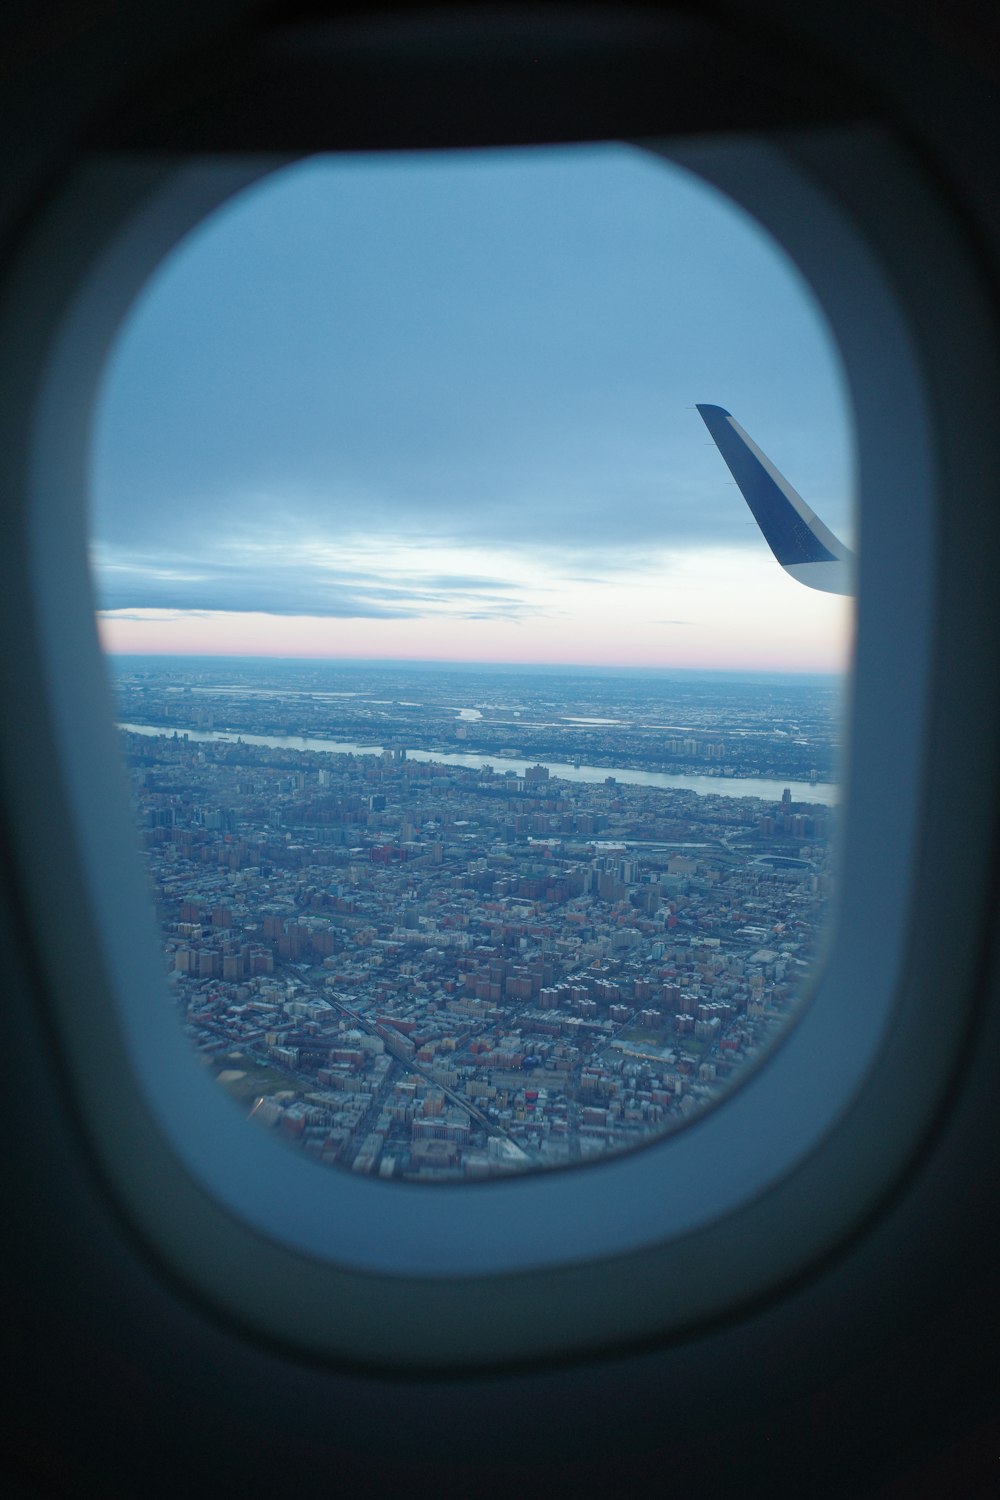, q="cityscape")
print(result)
[113,656,841,1183]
